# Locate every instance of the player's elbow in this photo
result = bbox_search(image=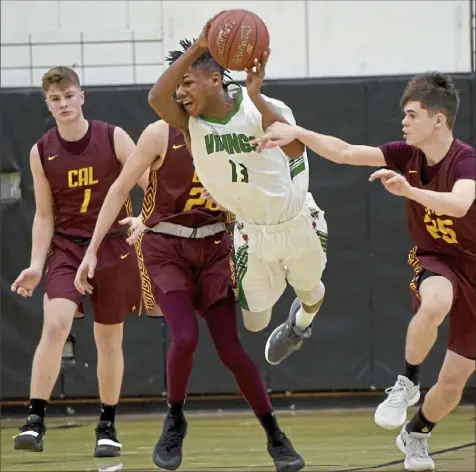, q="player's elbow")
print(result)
[451,204,470,218]
[148,90,165,115]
